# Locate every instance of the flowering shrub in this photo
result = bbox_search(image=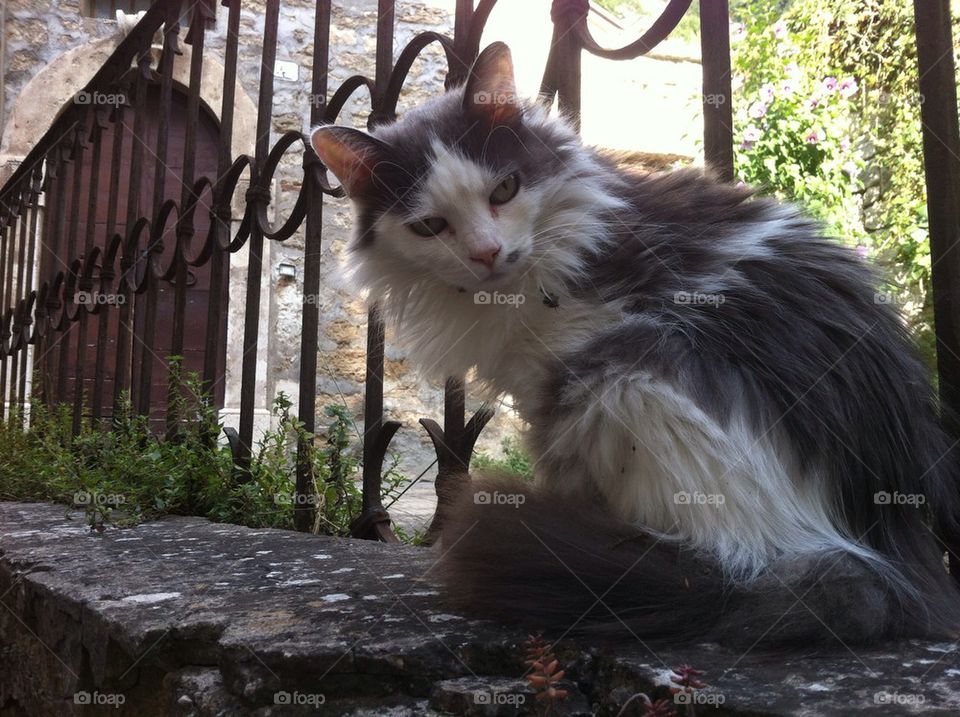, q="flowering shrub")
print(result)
[731,7,866,246]
[730,0,957,370]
